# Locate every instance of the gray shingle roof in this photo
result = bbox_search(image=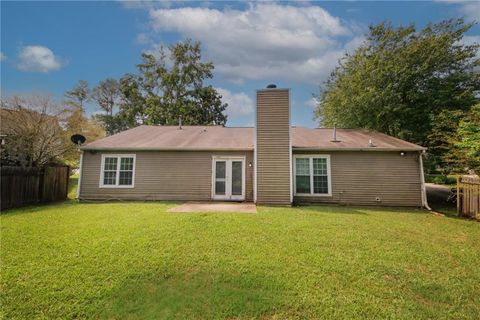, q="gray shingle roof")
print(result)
[82,125,425,151]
